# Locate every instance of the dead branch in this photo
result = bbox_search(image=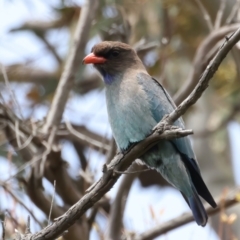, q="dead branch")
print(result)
[135,187,240,240]
[65,120,110,152]
[106,163,142,239]
[41,0,99,134]
[24,173,87,240]
[1,65,23,119]
[106,138,117,164]
[9,7,80,33]
[194,0,213,31]
[170,27,240,123]
[0,64,59,83]
[0,181,43,228]
[214,0,226,29]
[173,23,240,105]
[225,0,240,24]
[36,34,62,65]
